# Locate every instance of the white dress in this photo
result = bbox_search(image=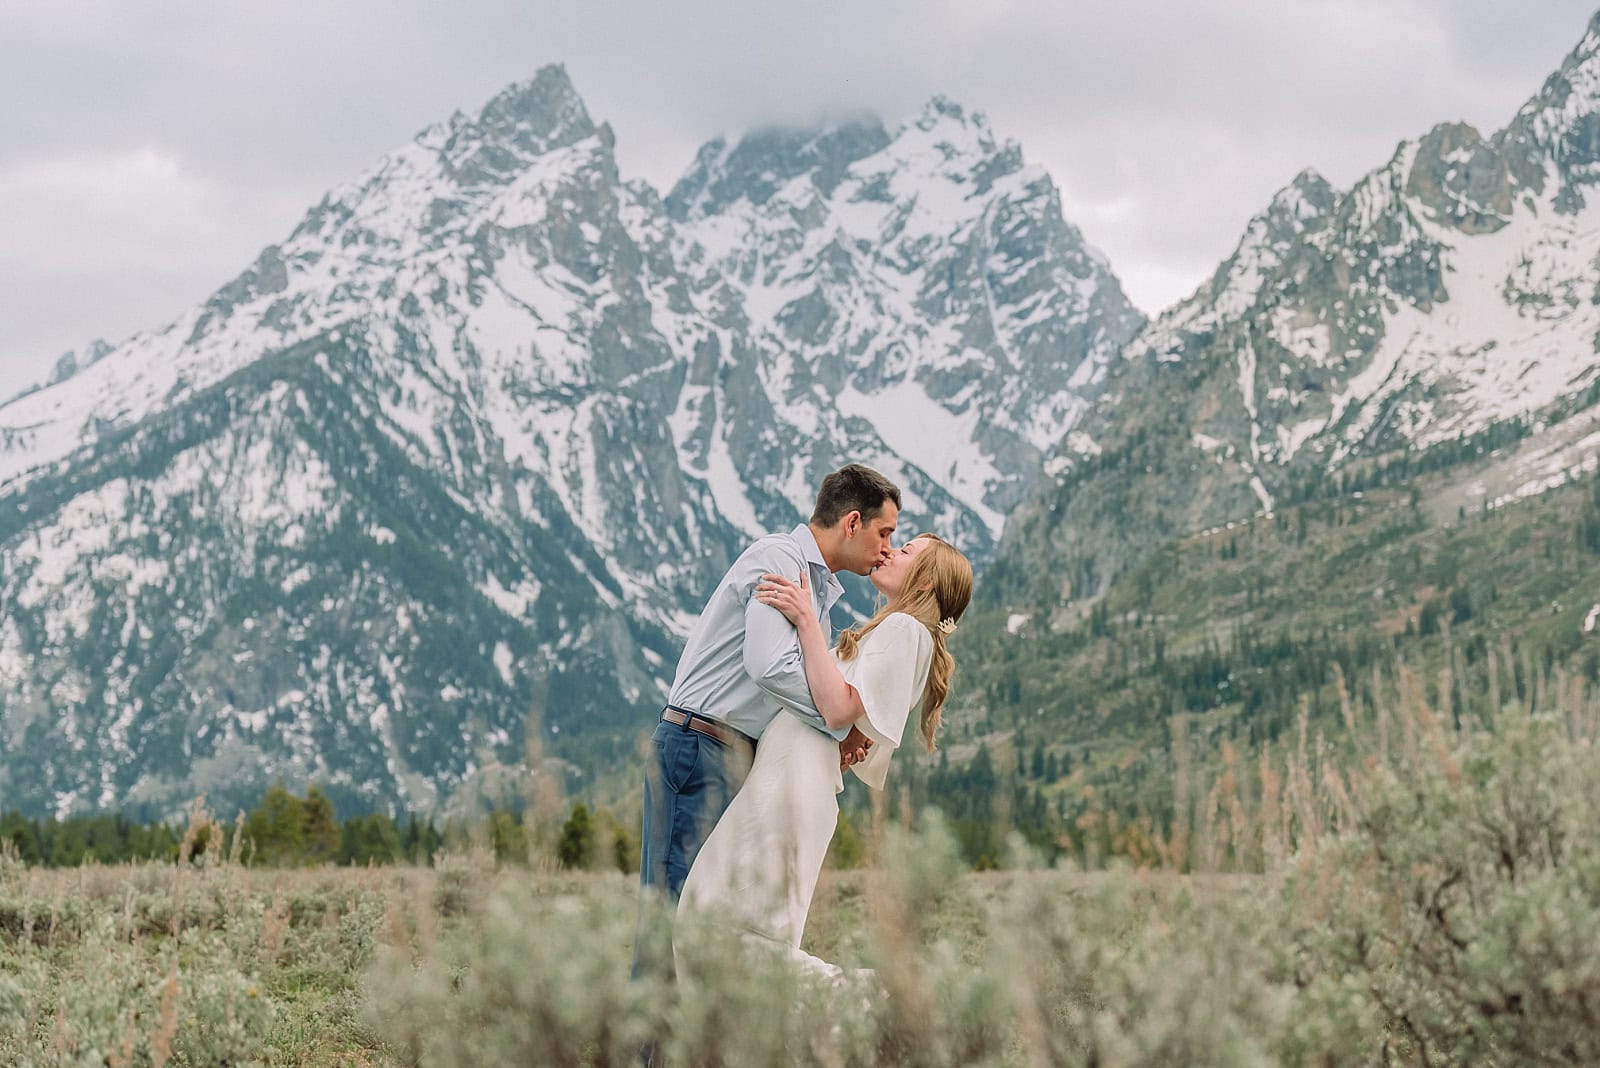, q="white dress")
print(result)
[675,612,933,979]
